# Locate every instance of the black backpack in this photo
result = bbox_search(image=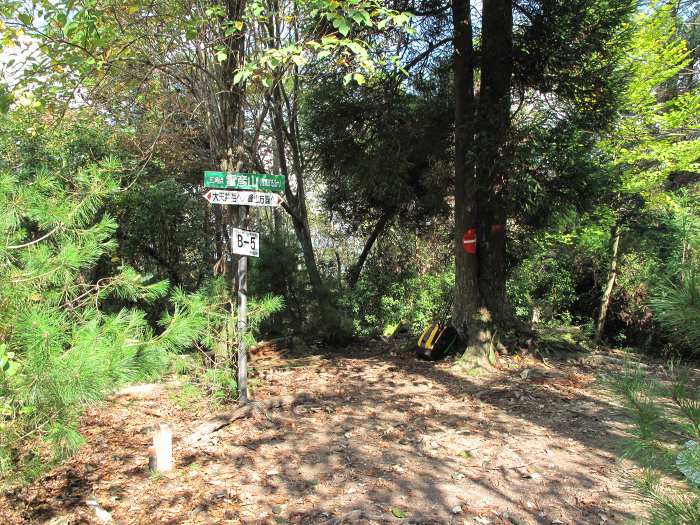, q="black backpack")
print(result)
[415,321,459,360]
